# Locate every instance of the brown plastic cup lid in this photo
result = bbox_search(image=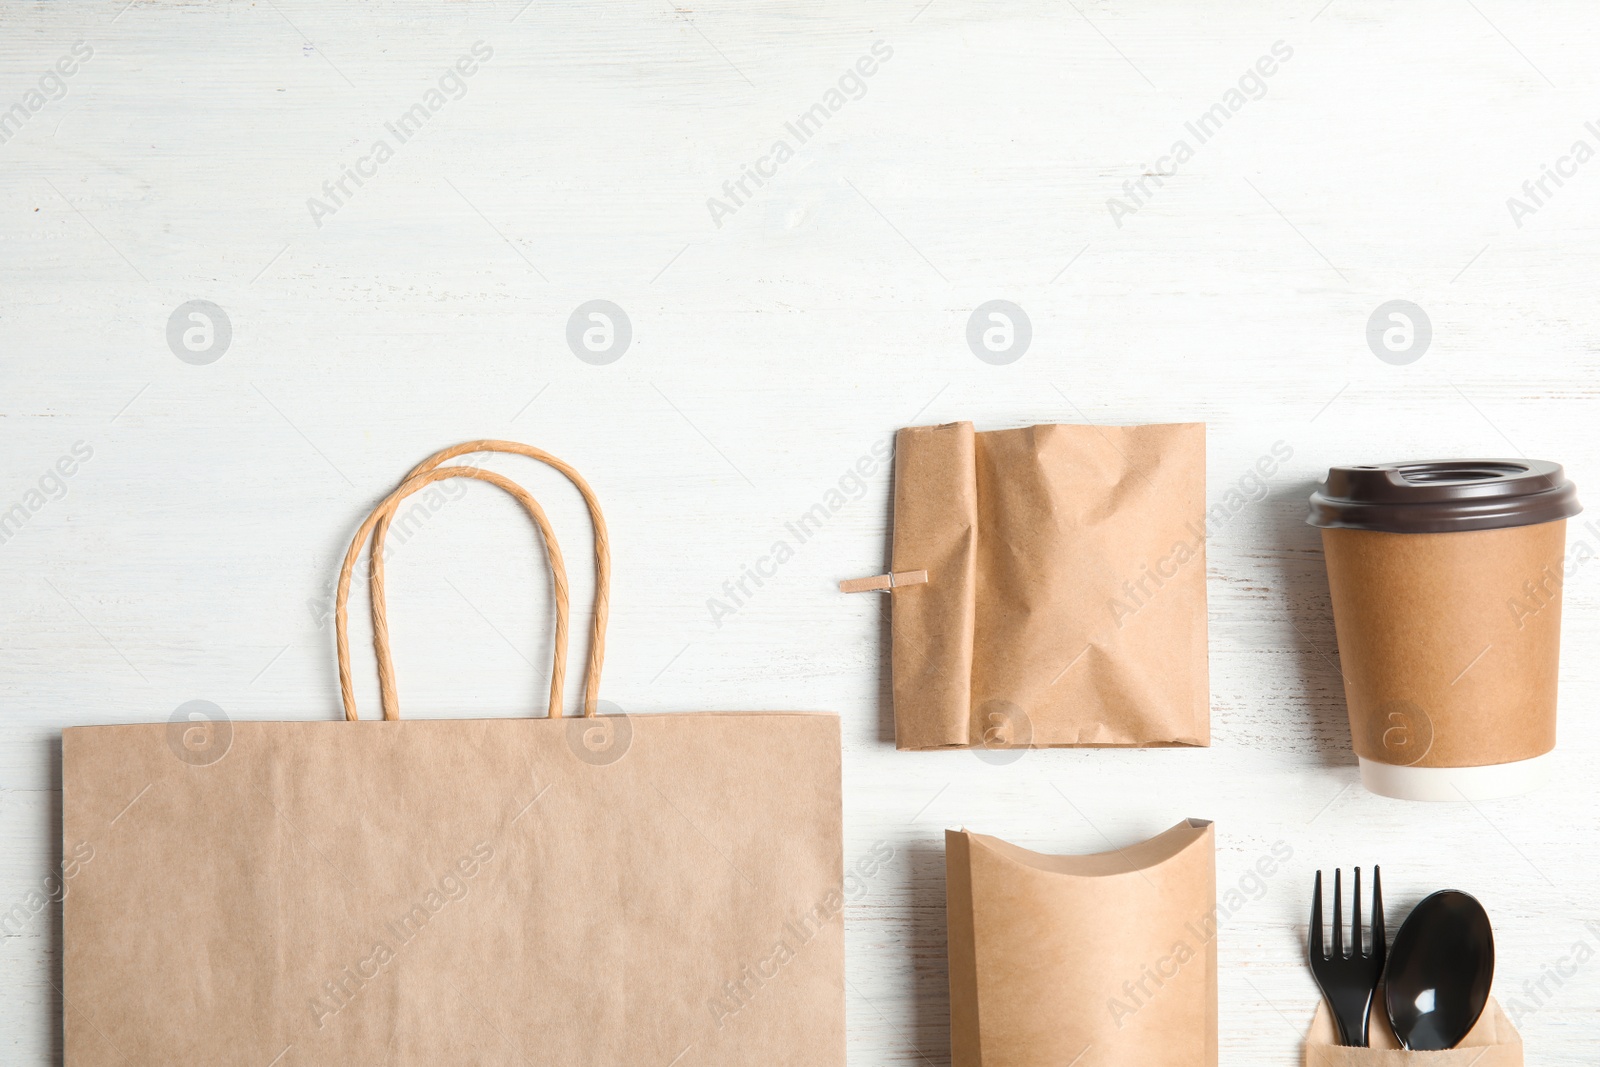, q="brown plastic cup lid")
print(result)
[1307,459,1580,533]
